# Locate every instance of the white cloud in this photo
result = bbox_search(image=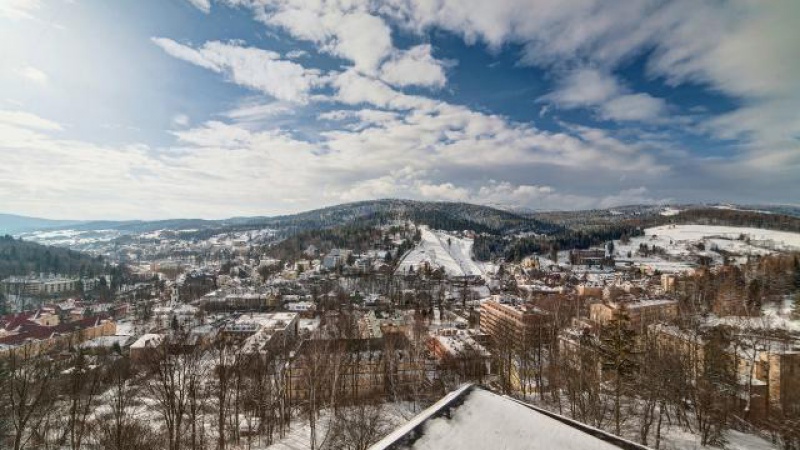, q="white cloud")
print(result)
[0,110,62,131]
[379,44,447,88]
[0,105,783,220]
[152,38,322,104]
[383,0,798,163]
[0,0,40,20]
[231,1,448,87]
[544,68,667,122]
[330,69,436,110]
[223,100,295,121]
[3,0,797,219]
[15,65,48,85]
[601,93,667,122]
[264,4,393,74]
[545,68,620,107]
[285,49,308,59]
[186,0,211,14]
